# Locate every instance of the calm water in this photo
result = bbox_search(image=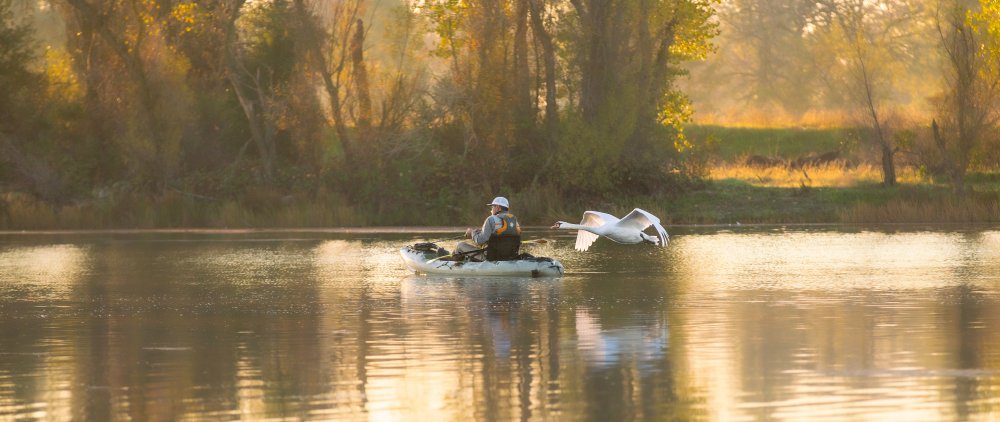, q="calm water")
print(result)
[1,227,1000,420]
